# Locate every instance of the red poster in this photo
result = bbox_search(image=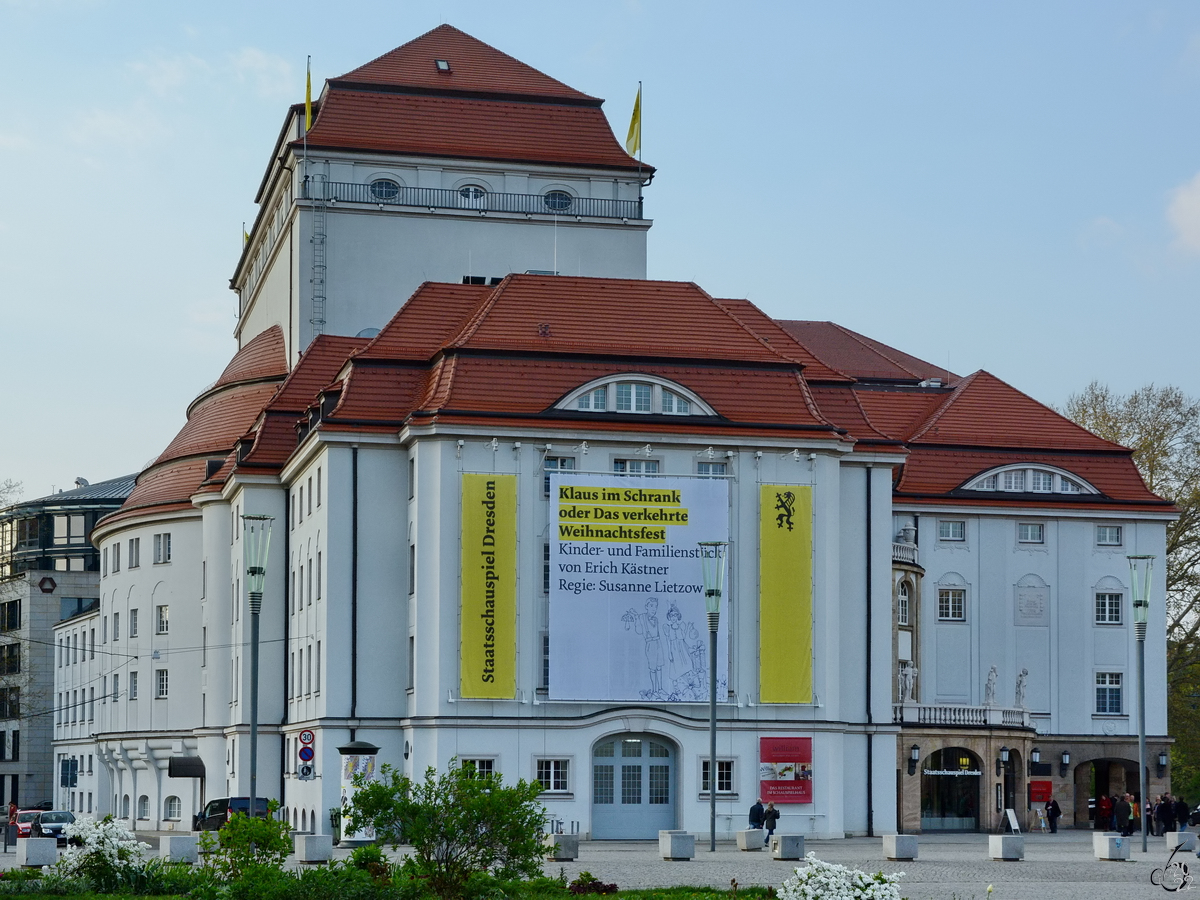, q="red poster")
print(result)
[1029,780,1053,803]
[759,737,813,804]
